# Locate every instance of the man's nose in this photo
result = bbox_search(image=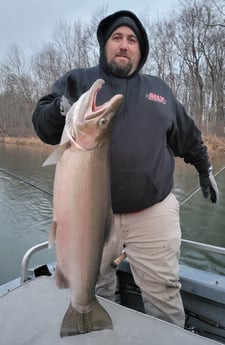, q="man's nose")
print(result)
[119,38,128,50]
